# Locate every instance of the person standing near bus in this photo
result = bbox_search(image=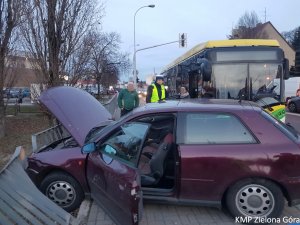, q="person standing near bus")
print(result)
[179,86,190,99]
[146,75,166,103]
[118,82,139,116]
